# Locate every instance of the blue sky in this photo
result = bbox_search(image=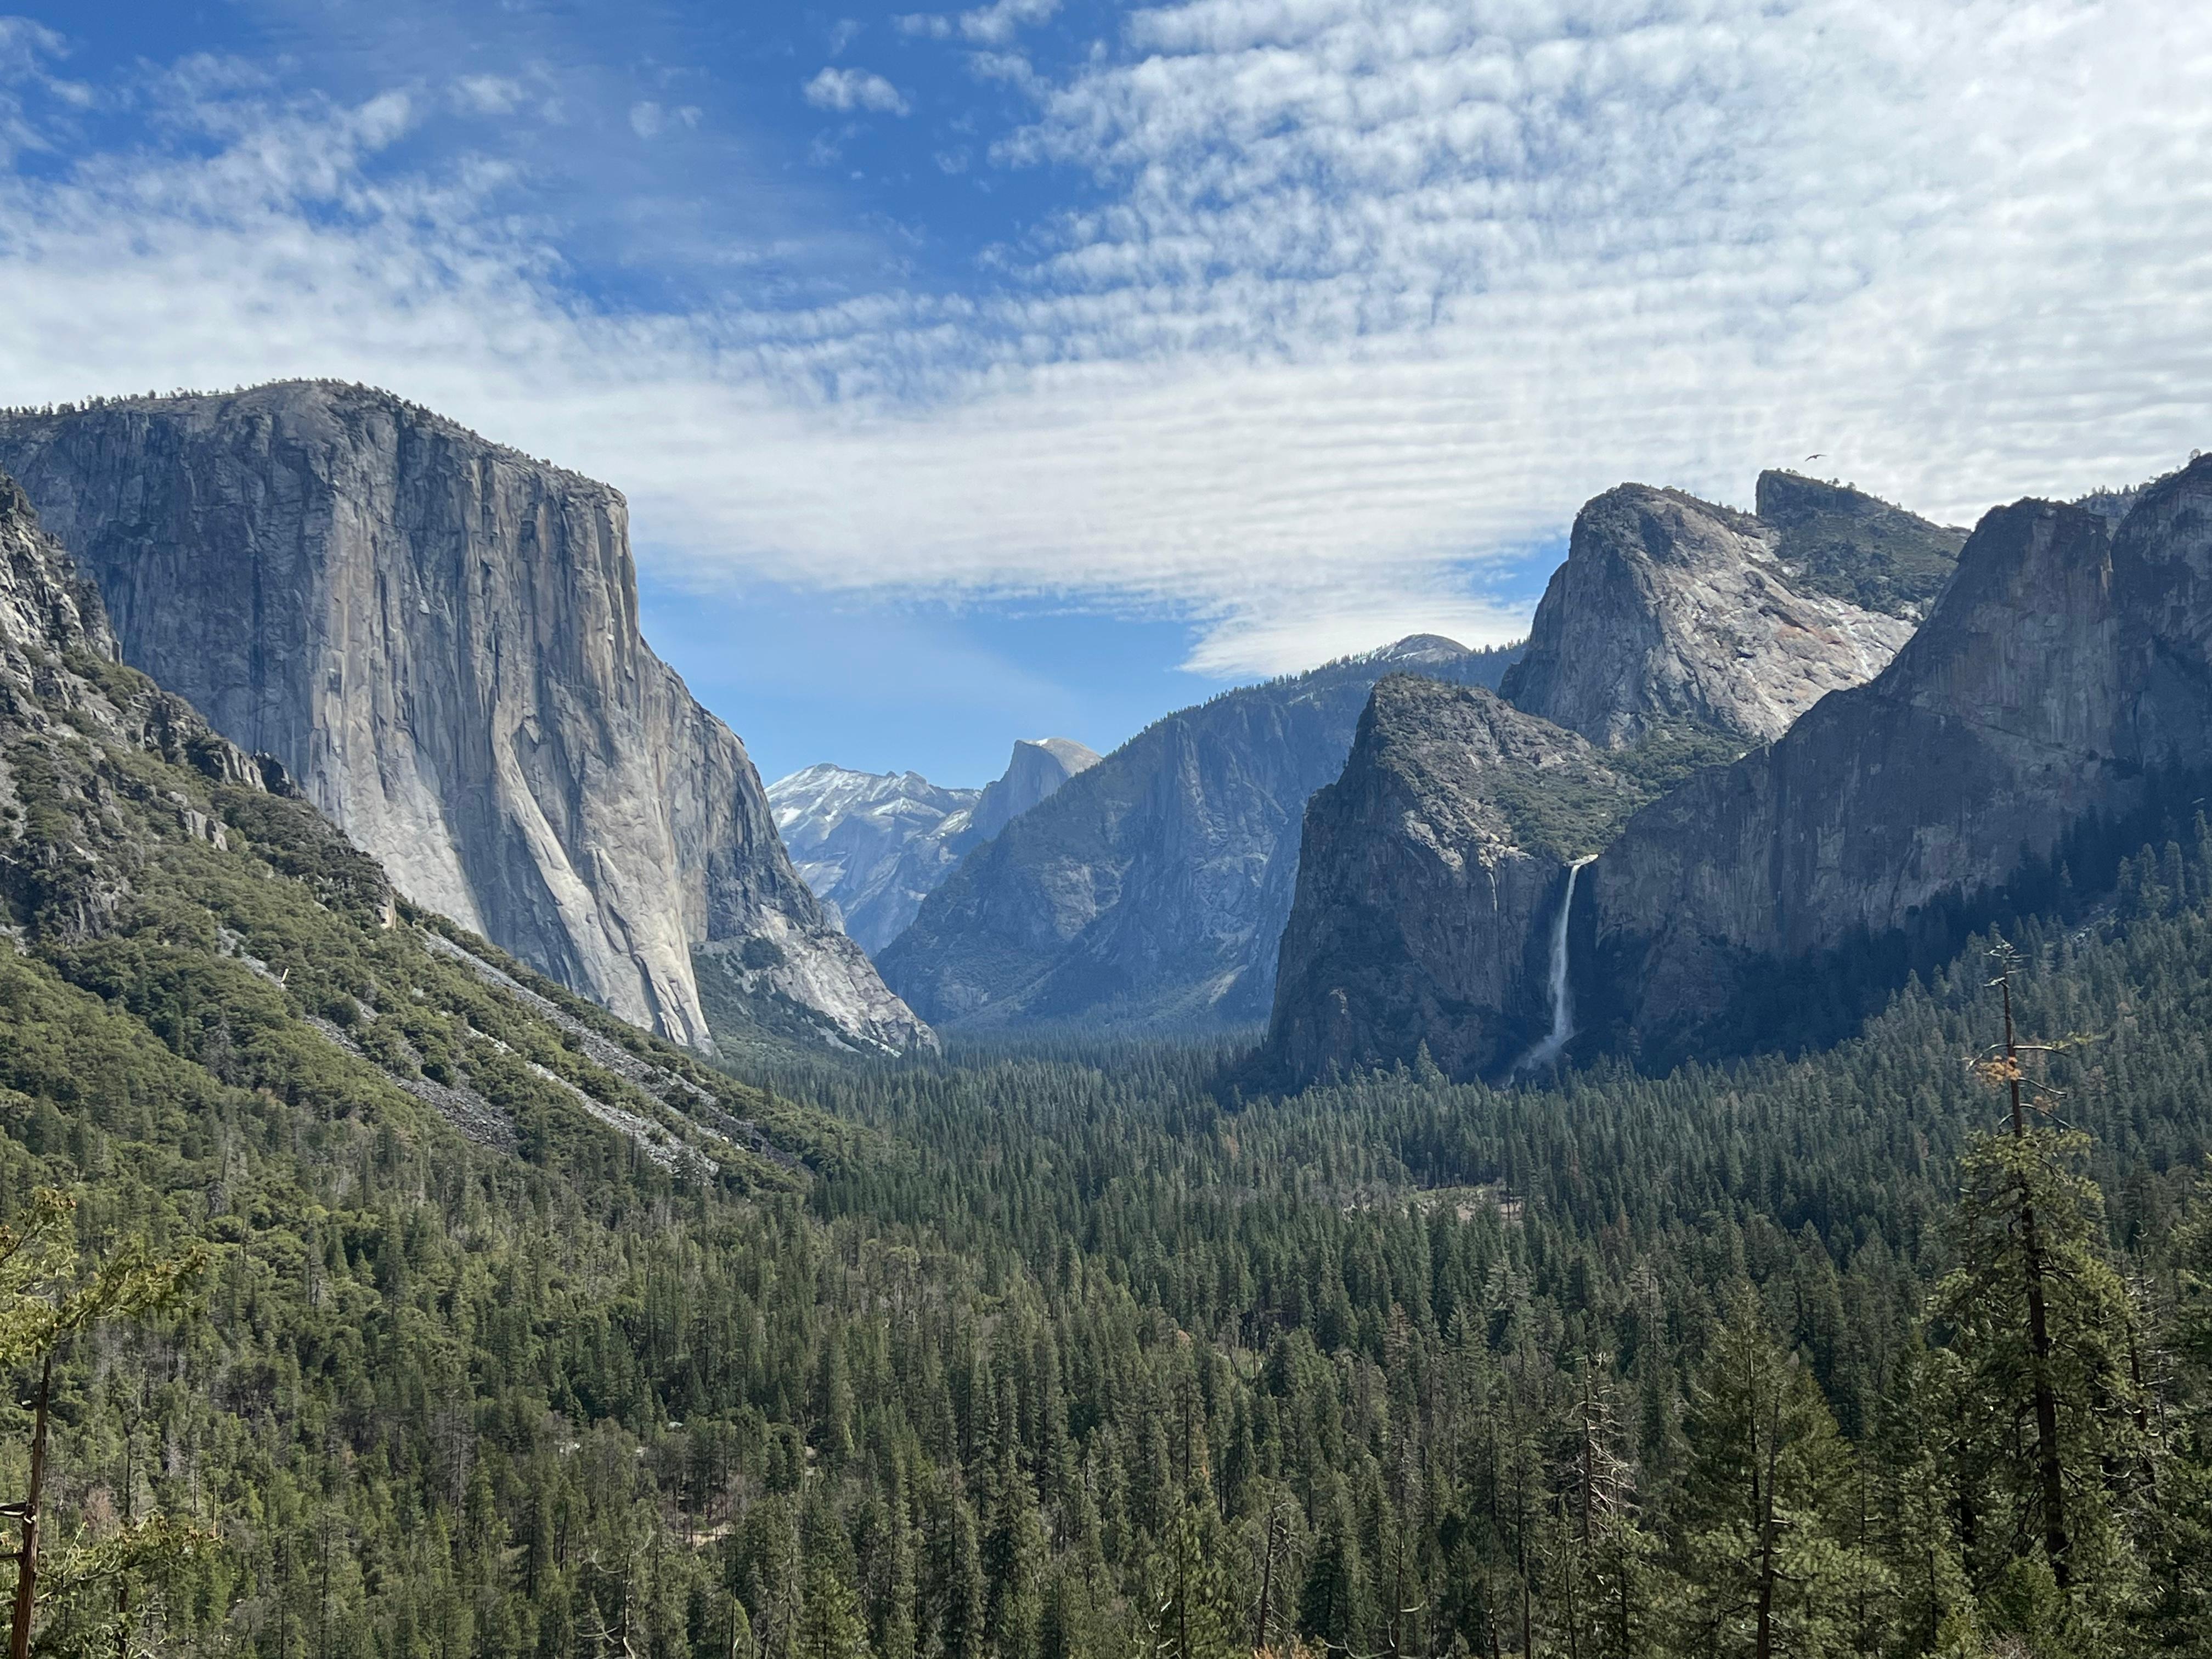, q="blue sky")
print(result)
[2,2,2209,784]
